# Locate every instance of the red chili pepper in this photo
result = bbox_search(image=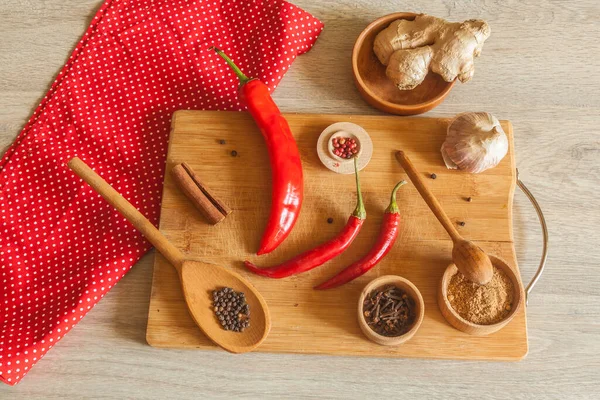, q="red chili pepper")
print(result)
[244,158,366,278]
[212,47,303,255]
[315,180,407,290]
